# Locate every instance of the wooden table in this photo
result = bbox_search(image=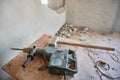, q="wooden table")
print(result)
[2,34,78,80]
